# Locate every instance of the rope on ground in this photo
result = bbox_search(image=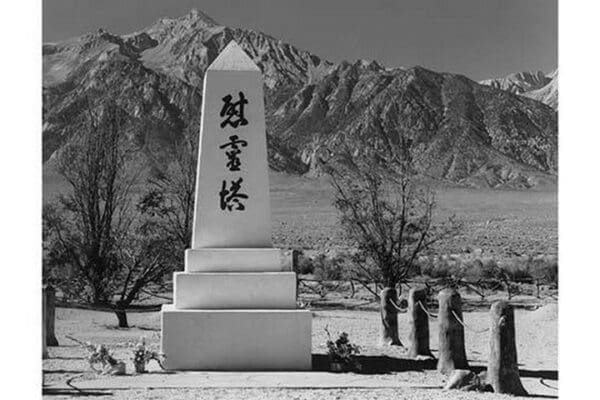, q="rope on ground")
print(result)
[65,374,85,393]
[539,378,558,390]
[451,310,489,334]
[139,288,173,301]
[65,334,87,347]
[57,302,162,313]
[417,300,438,319]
